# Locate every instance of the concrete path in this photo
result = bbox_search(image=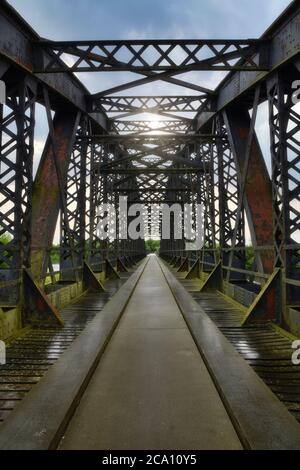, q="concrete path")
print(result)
[60,255,242,450]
